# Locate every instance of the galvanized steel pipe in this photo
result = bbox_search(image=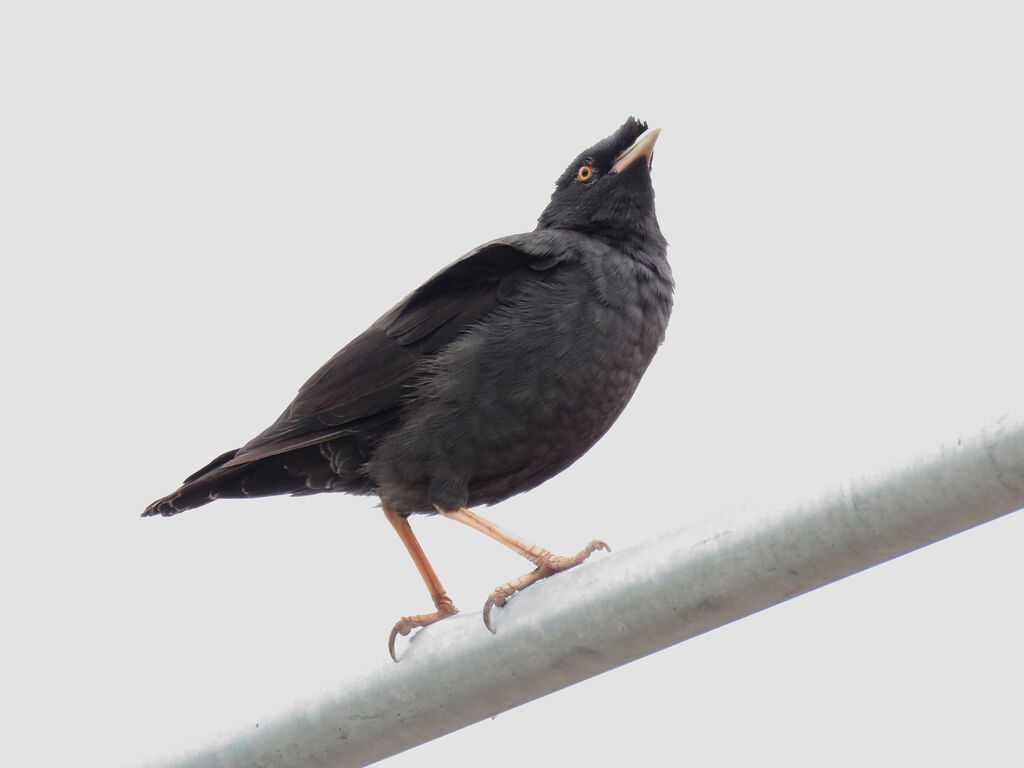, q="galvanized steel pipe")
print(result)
[144,413,1024,768]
